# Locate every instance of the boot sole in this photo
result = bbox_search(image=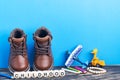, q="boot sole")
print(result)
[33,63,53,71]
[8,64,30,73]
